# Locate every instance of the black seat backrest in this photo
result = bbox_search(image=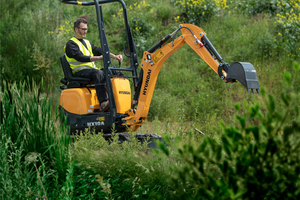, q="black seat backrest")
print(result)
[60,55,92,88]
